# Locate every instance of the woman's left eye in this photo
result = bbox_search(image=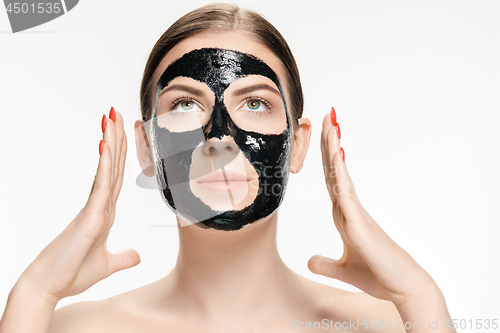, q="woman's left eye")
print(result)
[242,99,269,112]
